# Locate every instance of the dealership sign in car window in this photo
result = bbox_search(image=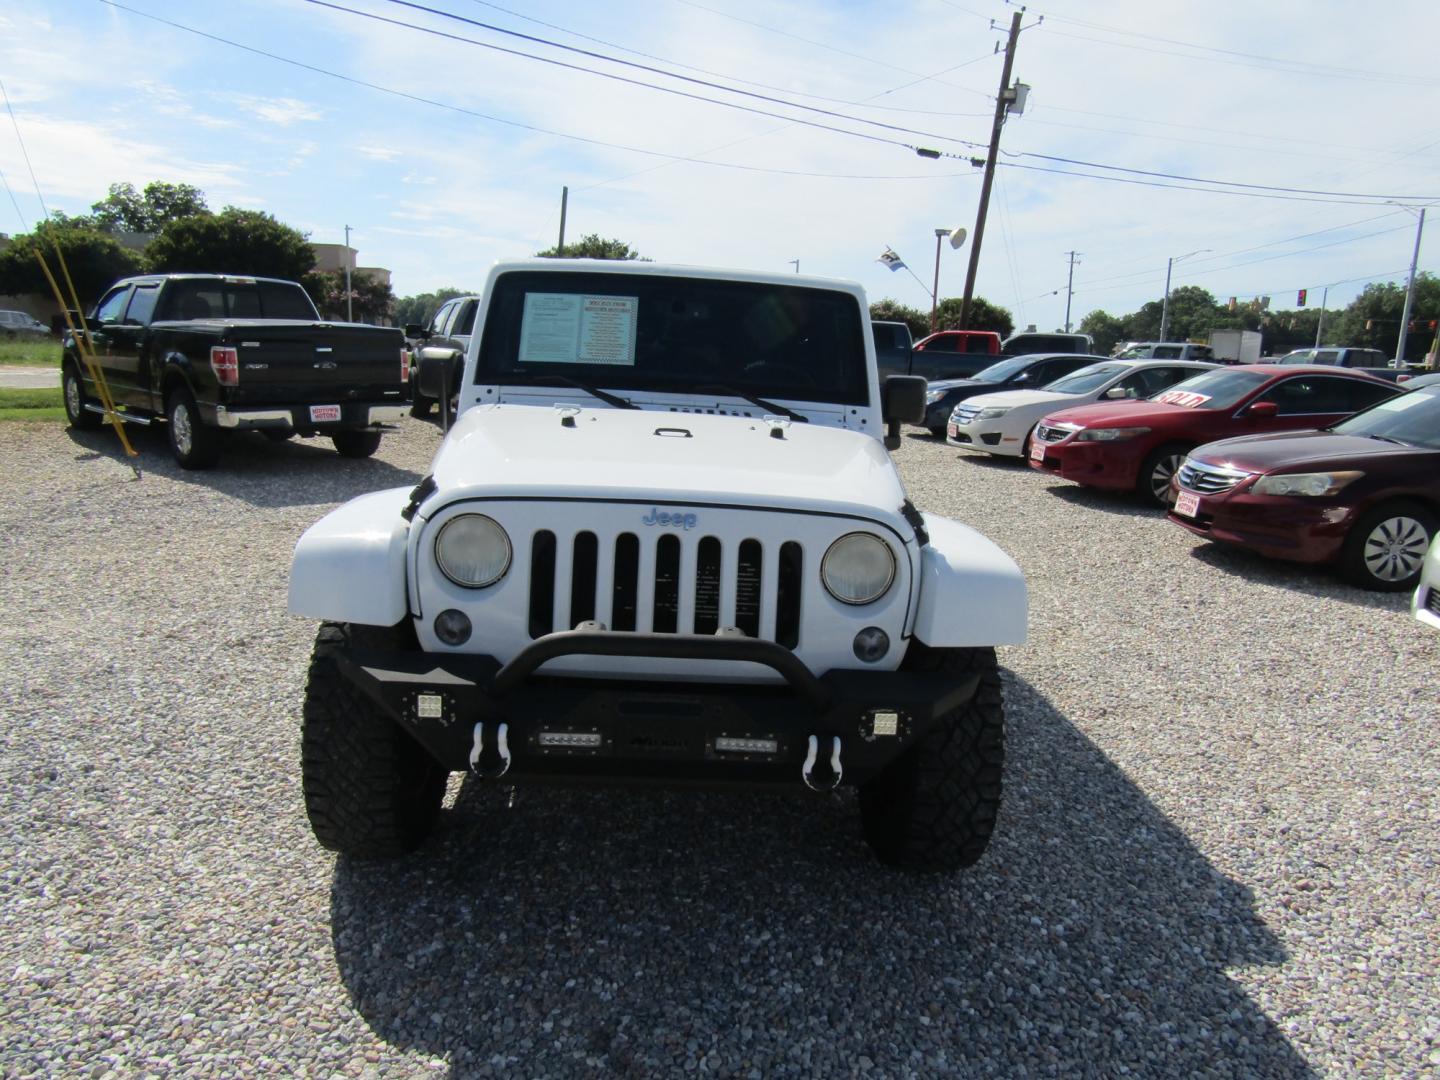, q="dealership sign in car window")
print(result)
[518,293,639,365]
[1153,389,1213,408]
